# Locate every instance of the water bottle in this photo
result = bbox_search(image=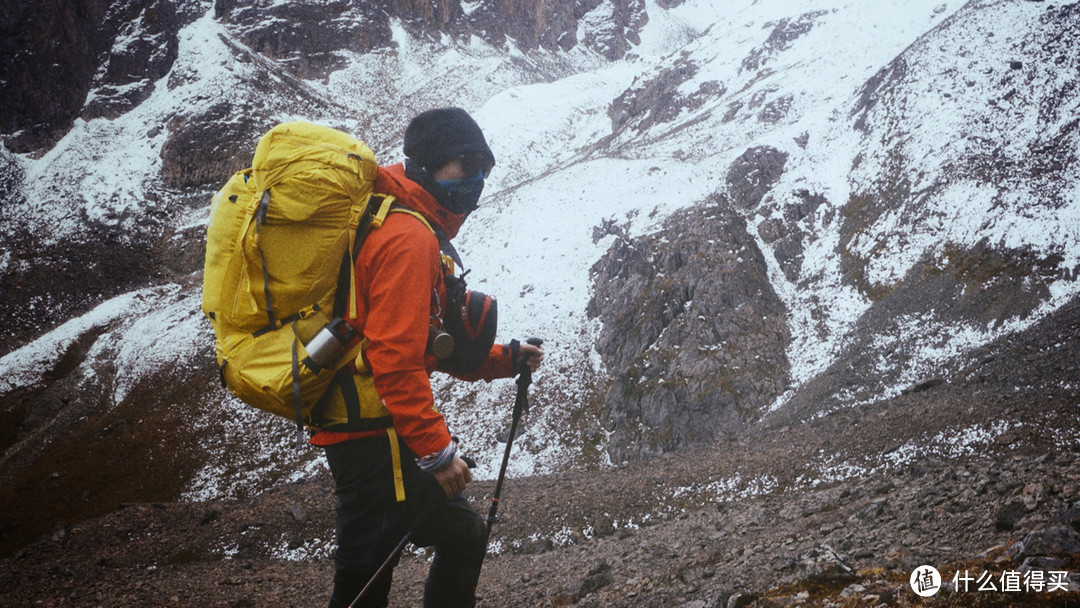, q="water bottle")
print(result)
[304,319,352,370]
